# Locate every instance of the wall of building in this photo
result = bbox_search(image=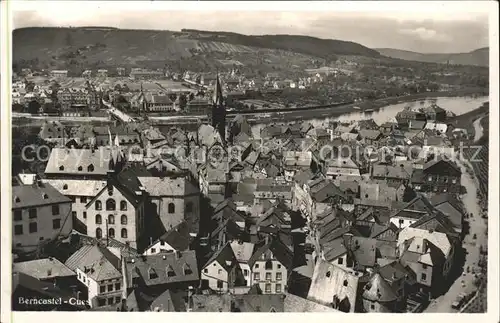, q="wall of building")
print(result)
[407,261,433,287]
[202,260,230,292]
[13,202,73,252]
[251,259,287,294]
[143,241,177,255]
[86,187,144,249]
